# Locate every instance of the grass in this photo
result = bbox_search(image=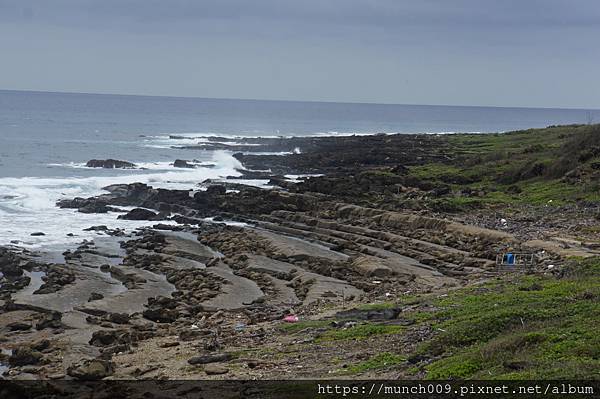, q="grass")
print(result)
[317,323,404,342]
[346,352,407,374]
[279,320,331,333]
[404,124,600,211]
[413,257,600,379]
